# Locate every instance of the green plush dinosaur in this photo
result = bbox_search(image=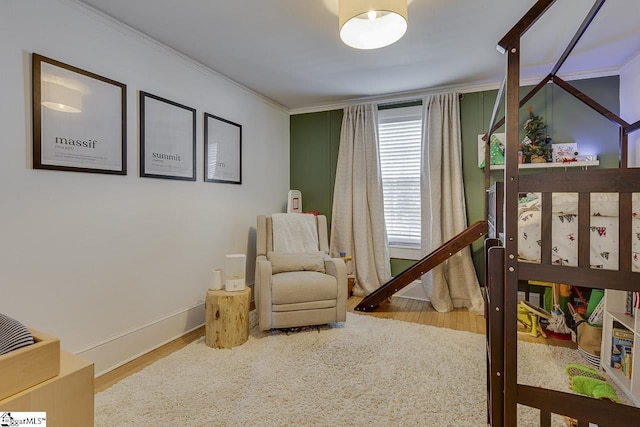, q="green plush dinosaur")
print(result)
[565,363,605,381]
[569,376,620,403]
